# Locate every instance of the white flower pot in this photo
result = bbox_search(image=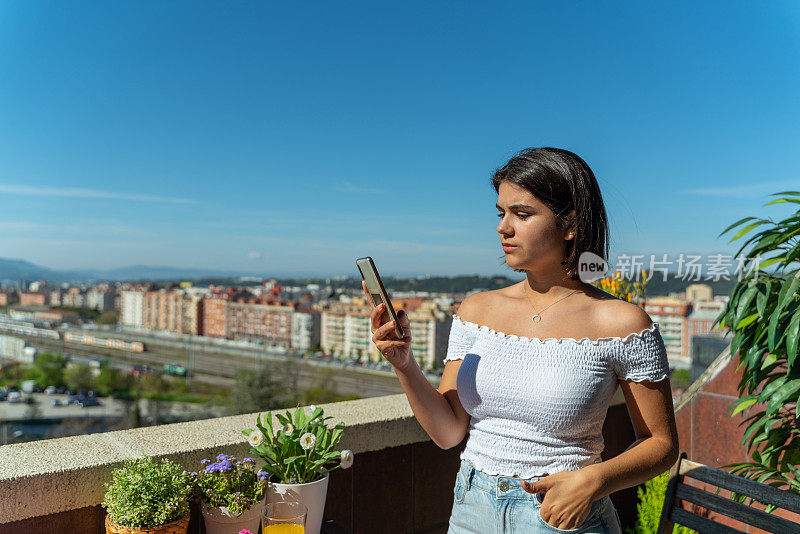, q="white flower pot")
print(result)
[201,496,265,534]
[268,474,330,534]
